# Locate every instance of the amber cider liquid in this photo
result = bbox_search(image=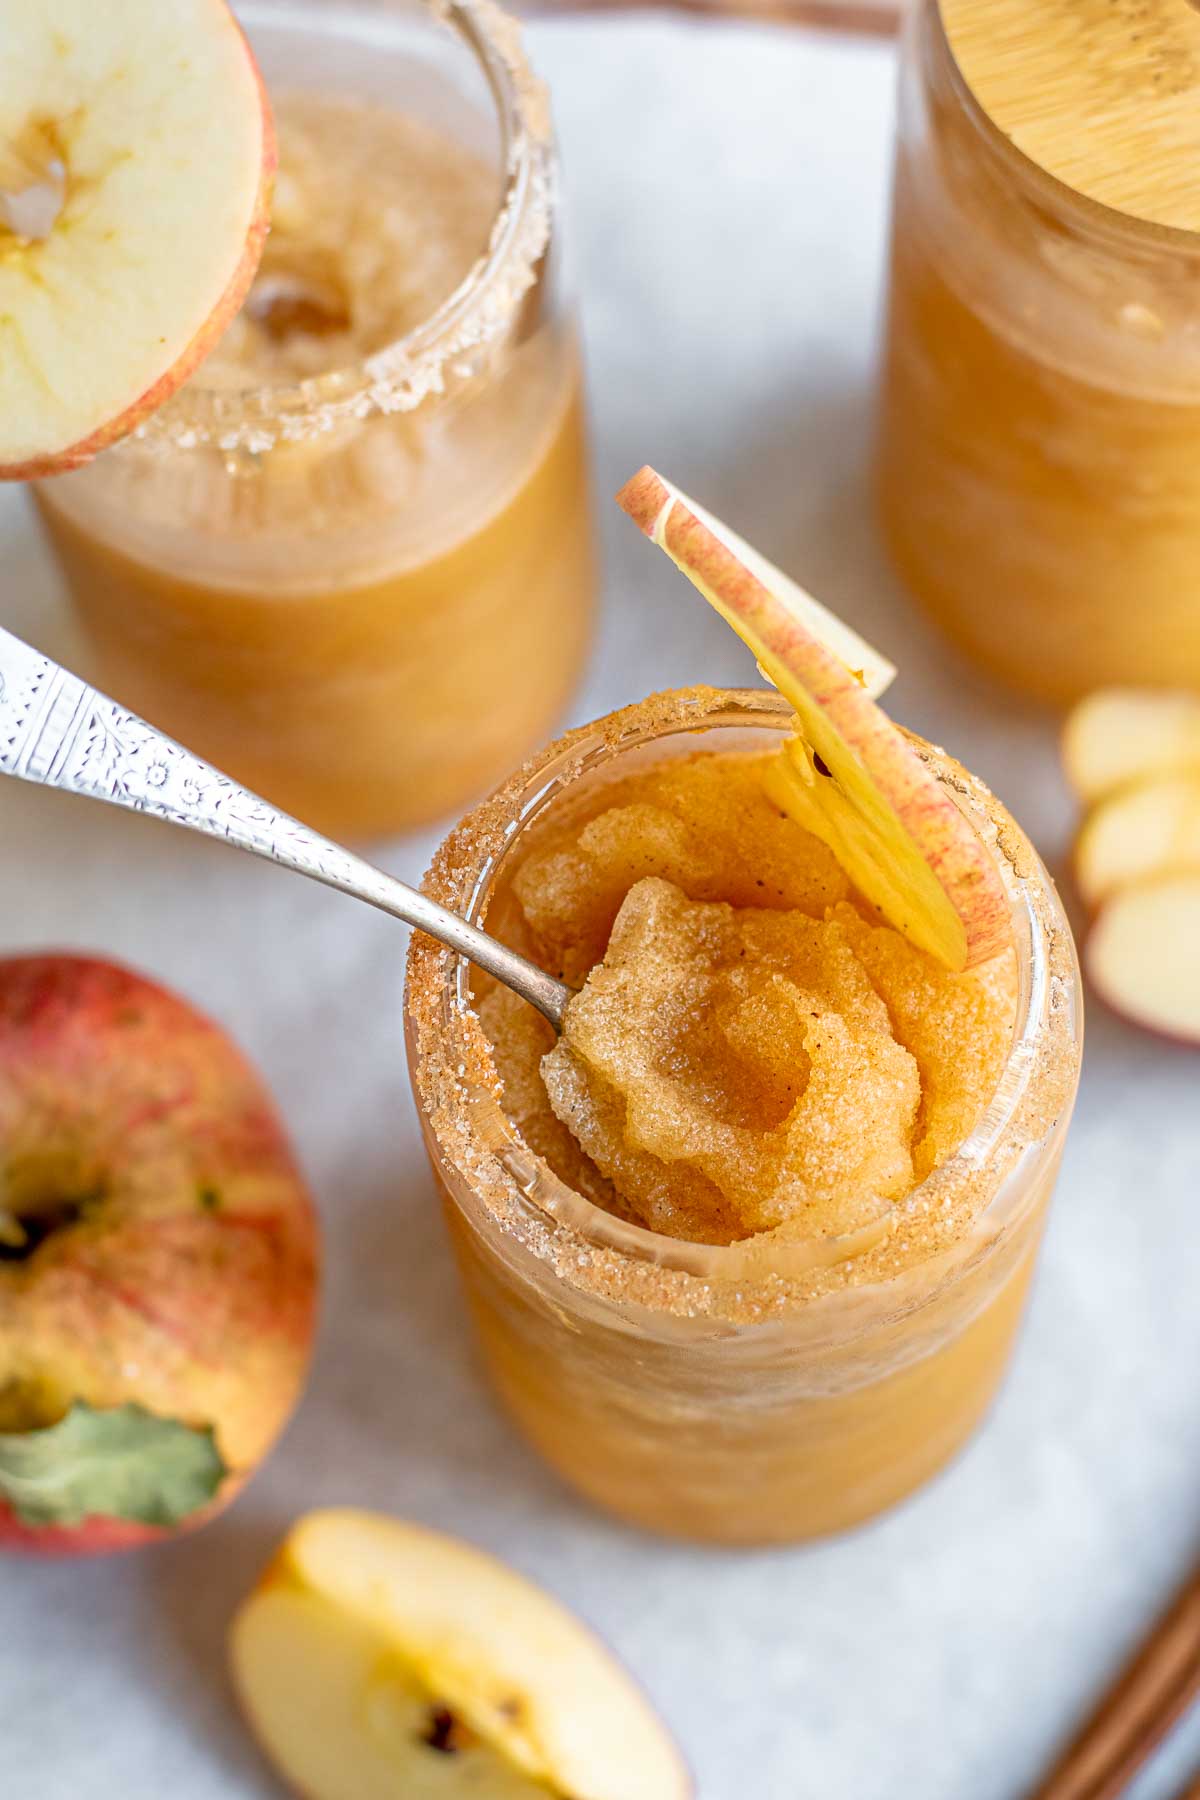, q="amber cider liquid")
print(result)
[877,20,1200,704]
